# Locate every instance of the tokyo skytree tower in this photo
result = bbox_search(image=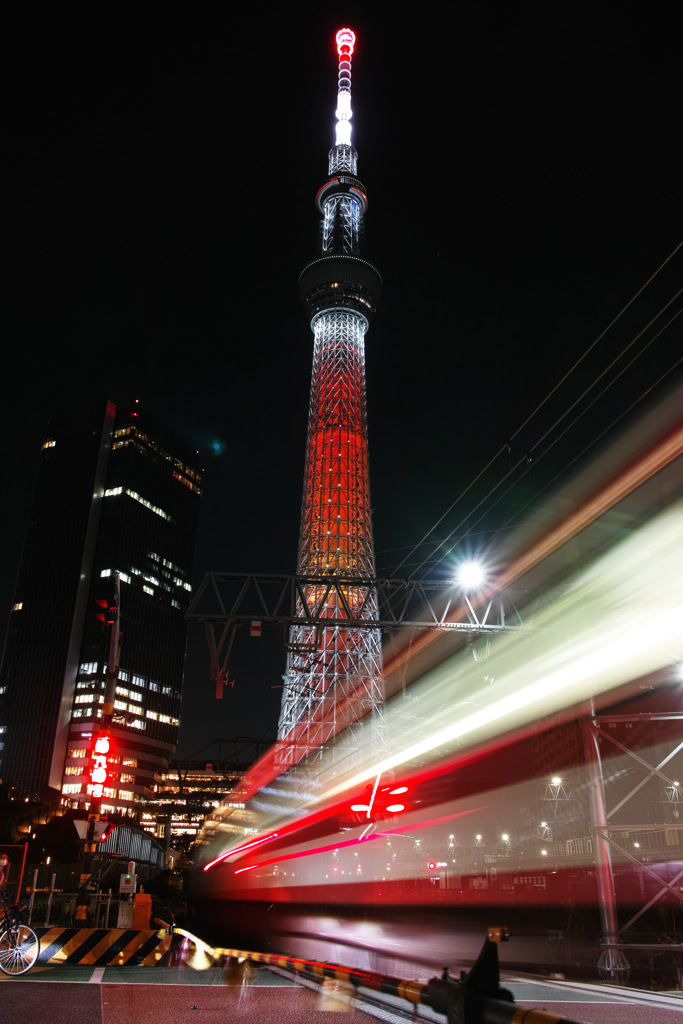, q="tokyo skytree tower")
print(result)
[277,29,383,763]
